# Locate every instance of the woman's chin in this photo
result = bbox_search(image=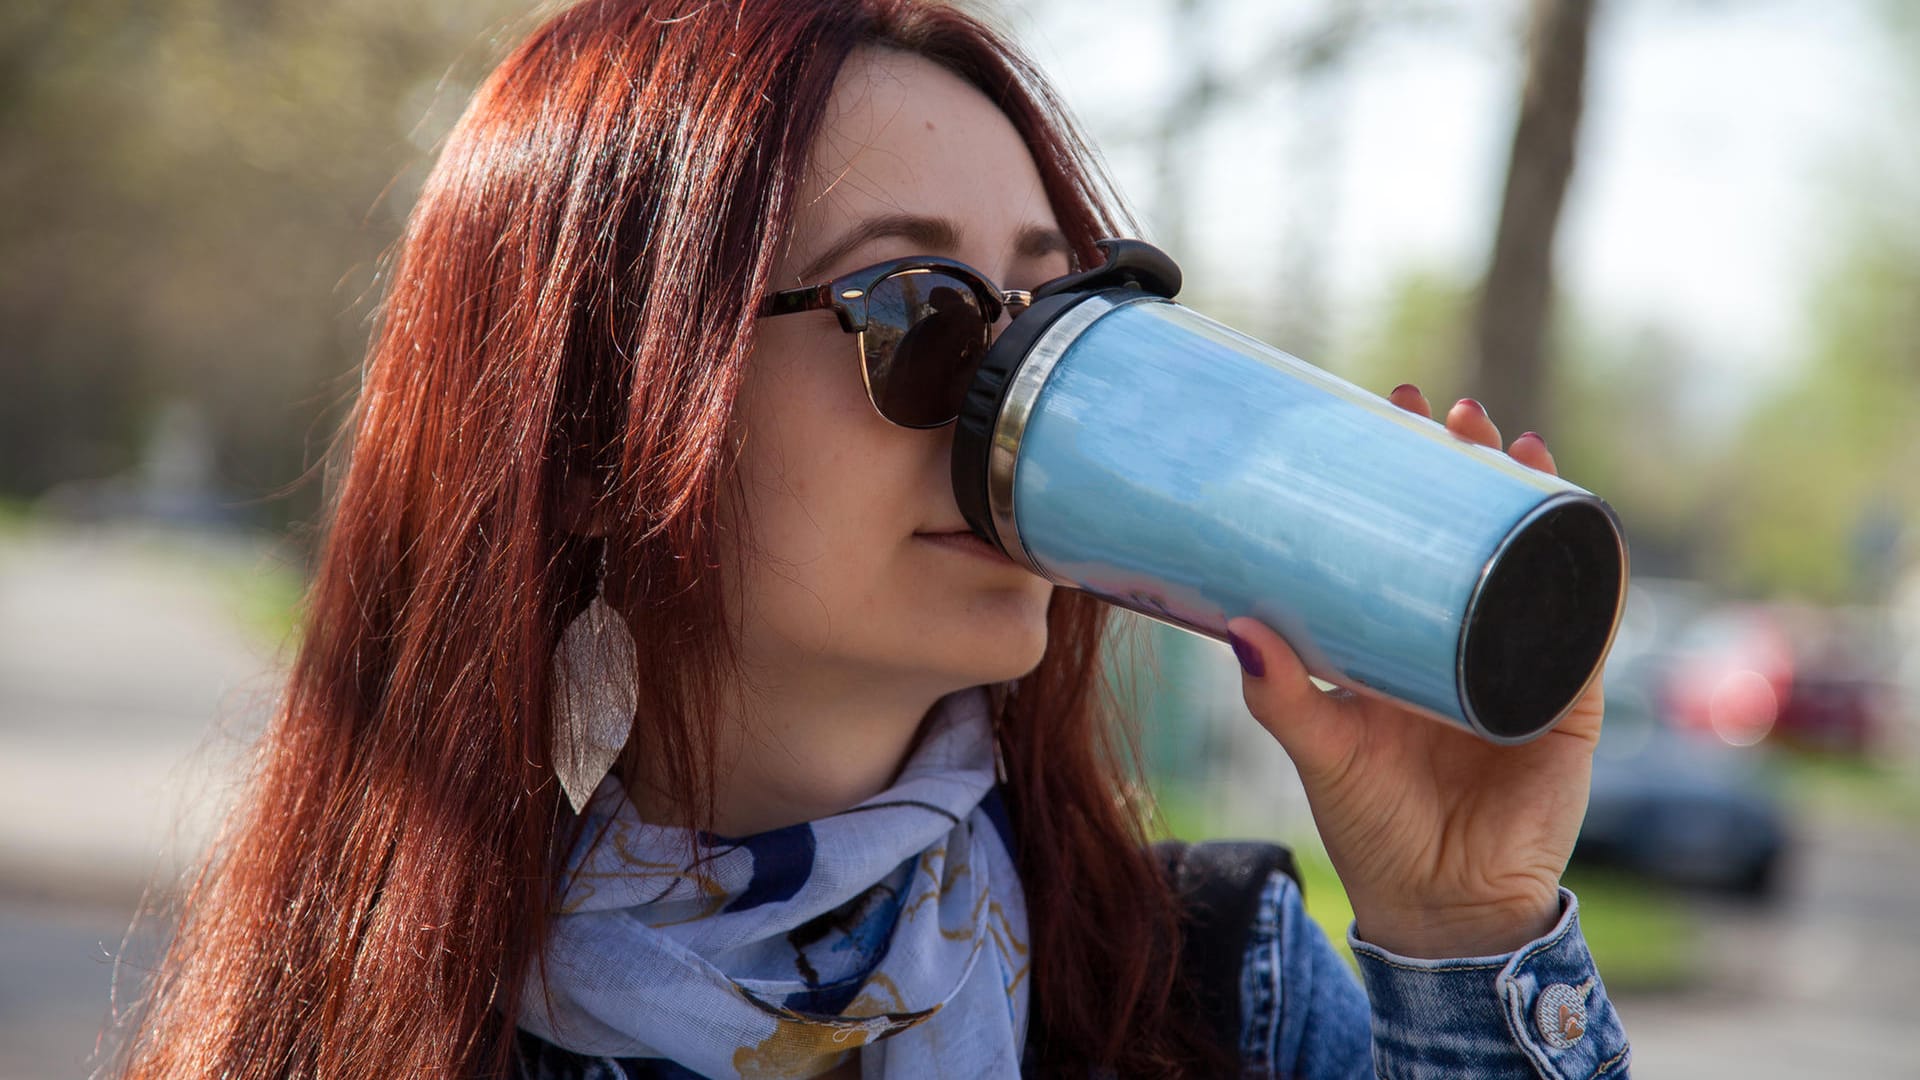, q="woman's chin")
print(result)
[936,617,1050,686]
